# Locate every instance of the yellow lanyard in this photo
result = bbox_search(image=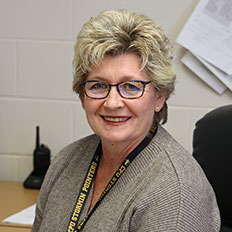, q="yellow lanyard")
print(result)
[66,123,157,232]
